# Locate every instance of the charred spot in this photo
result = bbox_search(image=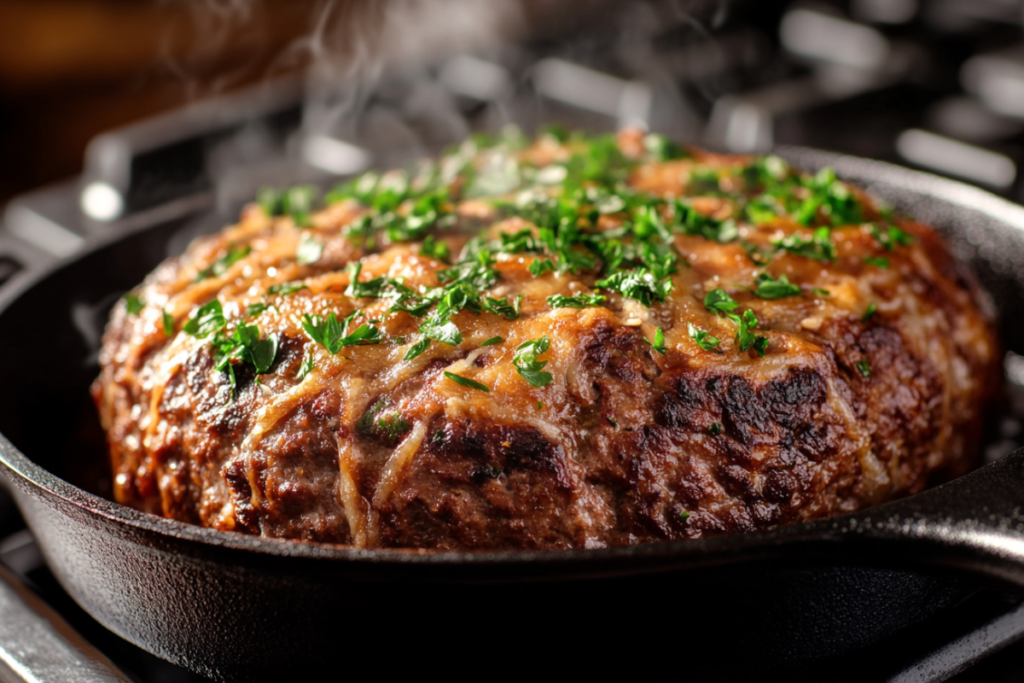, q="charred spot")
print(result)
[580,320,660,383]
[434,421,569,486]
[722,377,776,445]
[470,464,503,484]
[222,457,258,532]
[656,374,715,429]
[758,371,825,430]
